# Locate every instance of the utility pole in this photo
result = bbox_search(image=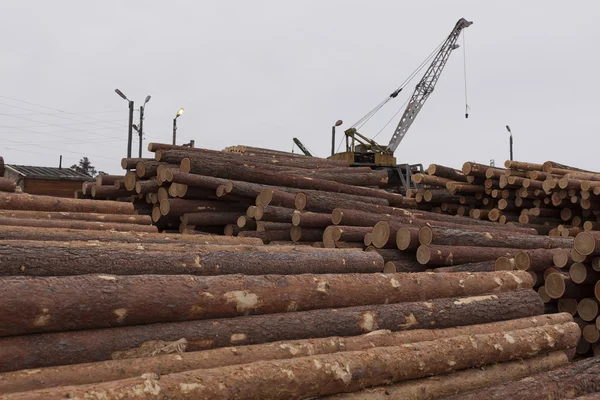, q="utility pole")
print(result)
[505,125,513,161]
[115,89,134,158]
[138,95,151,157]
[173,108,184,145]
